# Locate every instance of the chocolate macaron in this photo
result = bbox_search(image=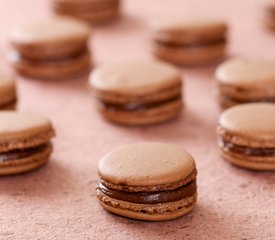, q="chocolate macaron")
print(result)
[217,103,275,170]
[10,17,91,79]
[0,111,55,175]
[90,60,183,125]
[0,72,16,110]
[263,0,275,30]
[52,0,120,24]
[150,18,228,66]
[216,57,275,109]
[96,142,197,221]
